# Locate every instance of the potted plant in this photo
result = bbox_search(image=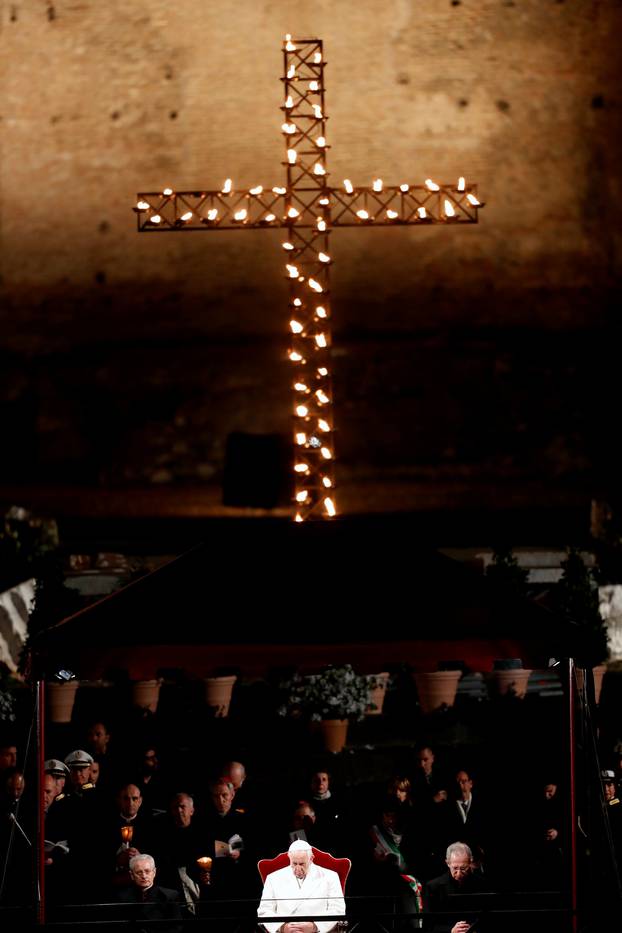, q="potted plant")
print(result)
[278,663,370,752]
[204,667,239,718]
[552,547,609,702]
[484,546,532,698]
